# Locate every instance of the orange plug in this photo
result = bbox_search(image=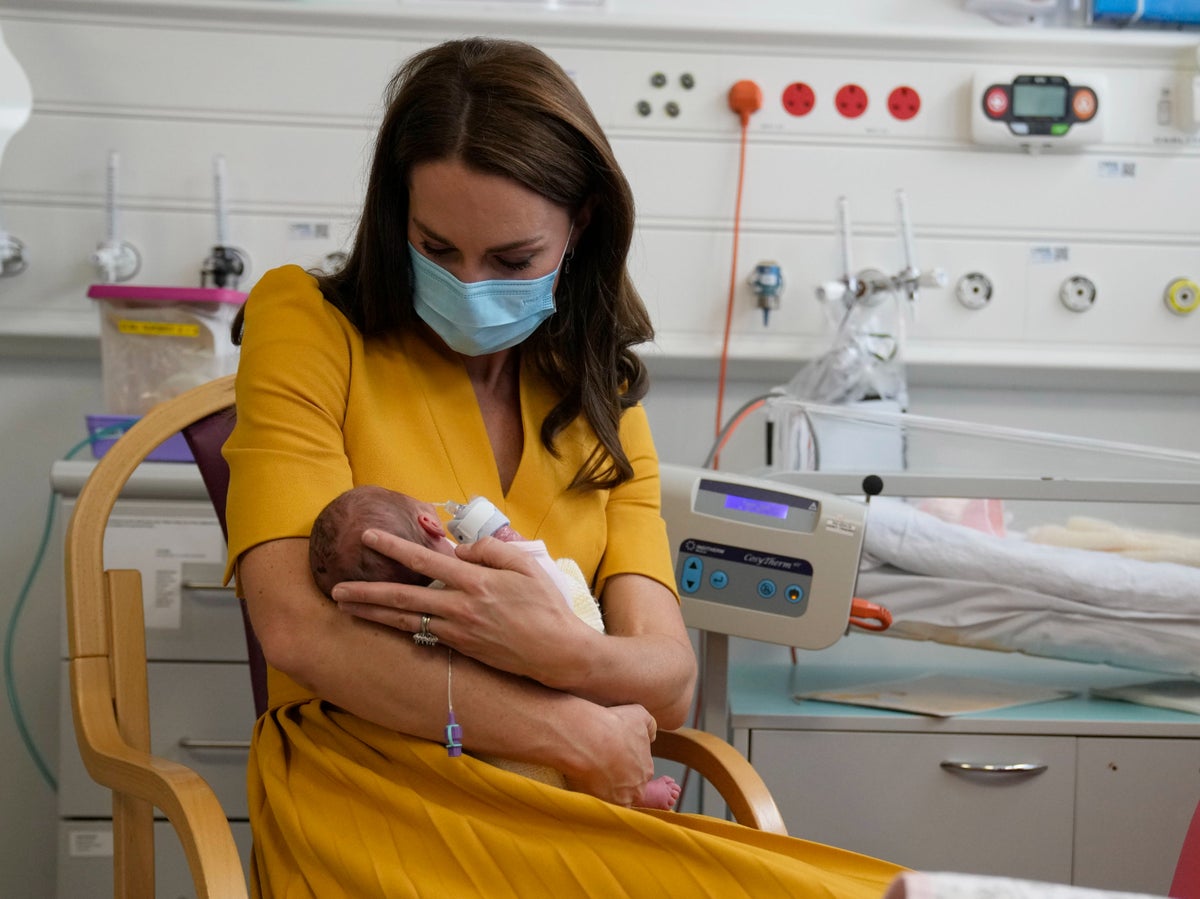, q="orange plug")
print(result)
[728,79,763,125]
[849,598,893,632]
